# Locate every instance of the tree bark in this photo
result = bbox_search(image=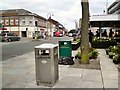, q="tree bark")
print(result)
[80,0,90,64]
